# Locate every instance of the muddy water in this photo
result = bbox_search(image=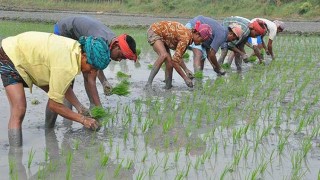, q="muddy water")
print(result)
[1,42,320,180]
